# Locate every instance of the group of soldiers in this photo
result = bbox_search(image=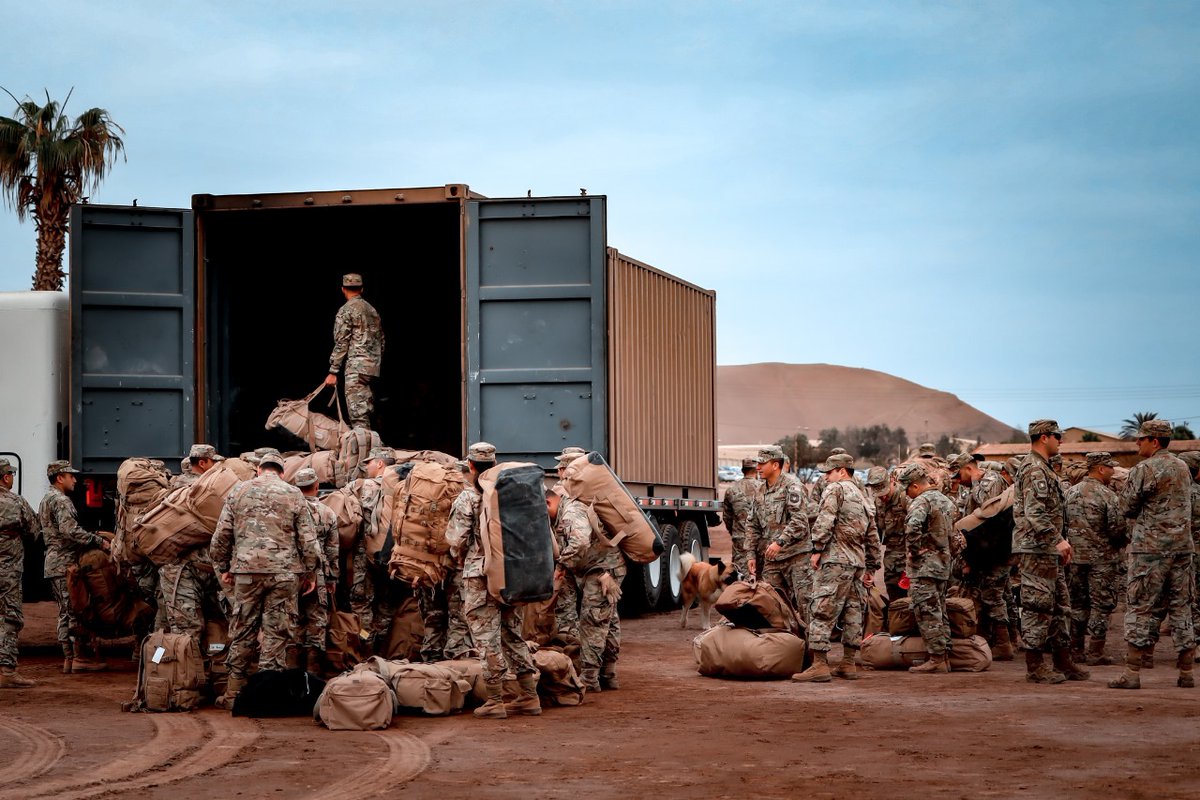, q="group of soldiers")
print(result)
[721,418,1198,688]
